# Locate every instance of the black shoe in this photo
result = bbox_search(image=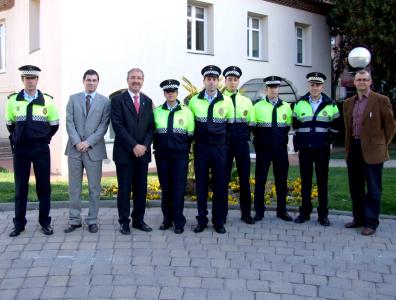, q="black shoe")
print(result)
[132,221,152,232]
[318,218,330,226]
[64,224,82,233]
[120,224,131,235]
[174,227,184,234]
[241,216,255,224]
[159,223,172,230]
[276,212,293,222]
[41,225,54,235]
[193,224,207,233]
[9,228,24,237]
[214,225,226,234]
[253,214,264,221]
[294,215,310,224]
[88,224,98,233]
